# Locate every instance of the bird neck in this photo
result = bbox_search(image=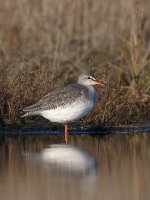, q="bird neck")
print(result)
[86,85,97,103]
